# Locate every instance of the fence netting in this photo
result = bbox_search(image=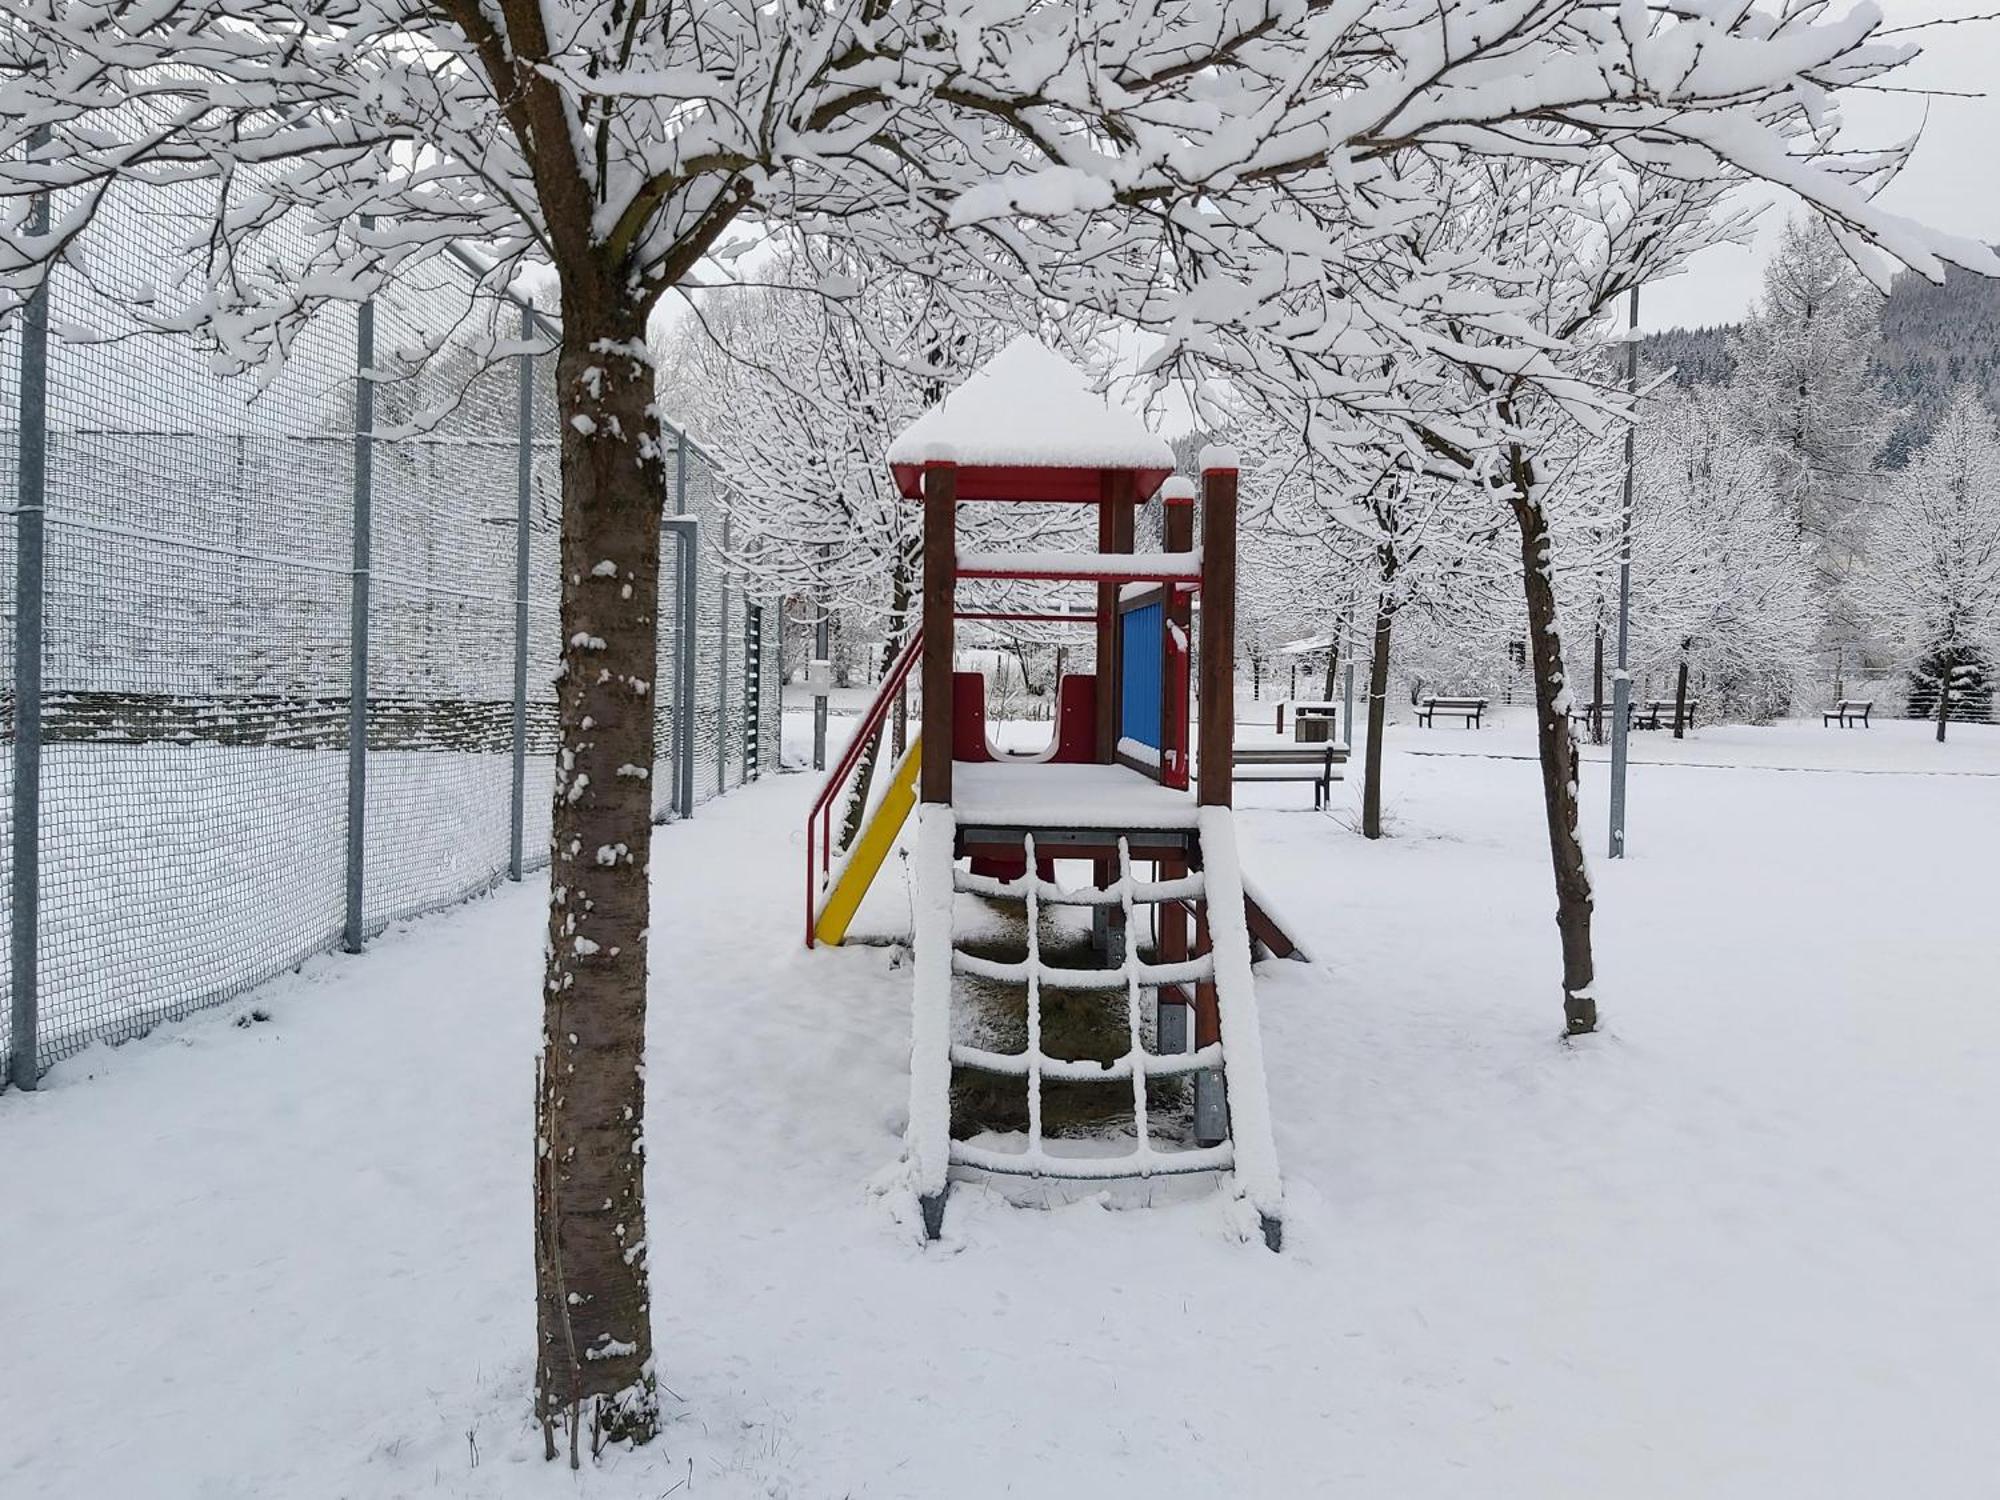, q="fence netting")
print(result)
[1,201,780,1084]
